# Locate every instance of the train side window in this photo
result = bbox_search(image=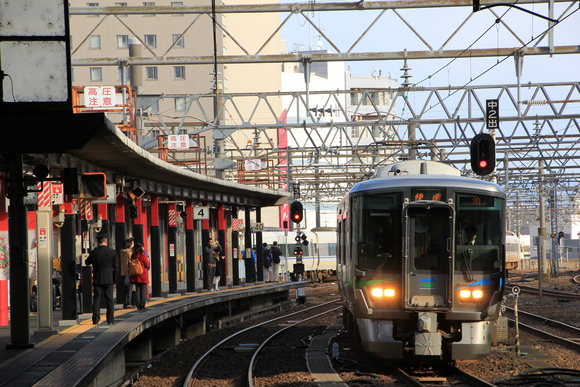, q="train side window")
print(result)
[455,194,504,272]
